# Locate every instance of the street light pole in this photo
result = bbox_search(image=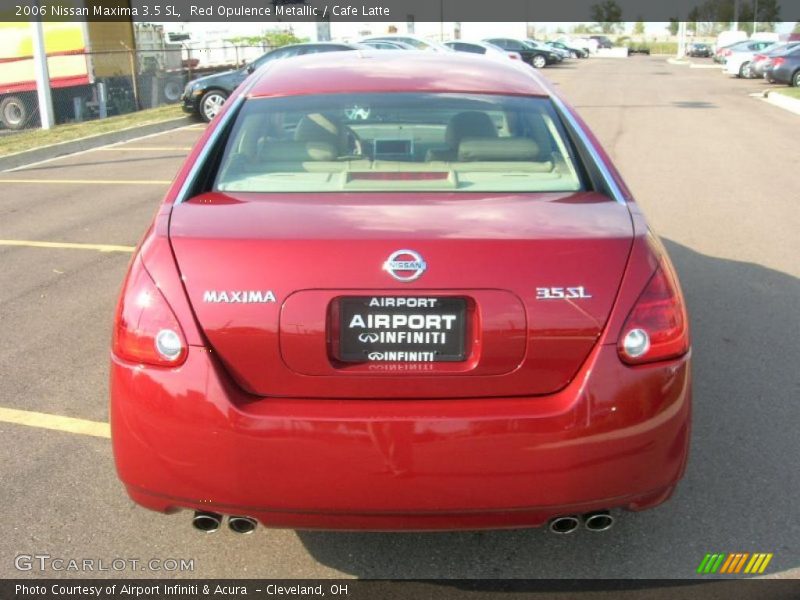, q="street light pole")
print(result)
[31,15,55,129]
[753,0,758,35]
